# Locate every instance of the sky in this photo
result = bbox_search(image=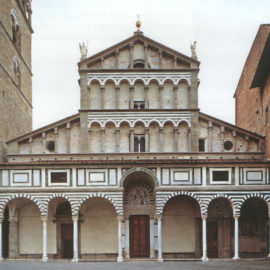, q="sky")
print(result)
[32,0,270,129]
